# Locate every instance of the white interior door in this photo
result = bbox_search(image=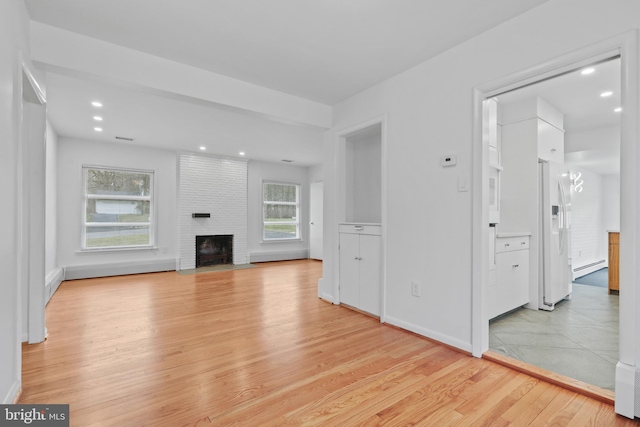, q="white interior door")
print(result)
[309,181,323,260]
